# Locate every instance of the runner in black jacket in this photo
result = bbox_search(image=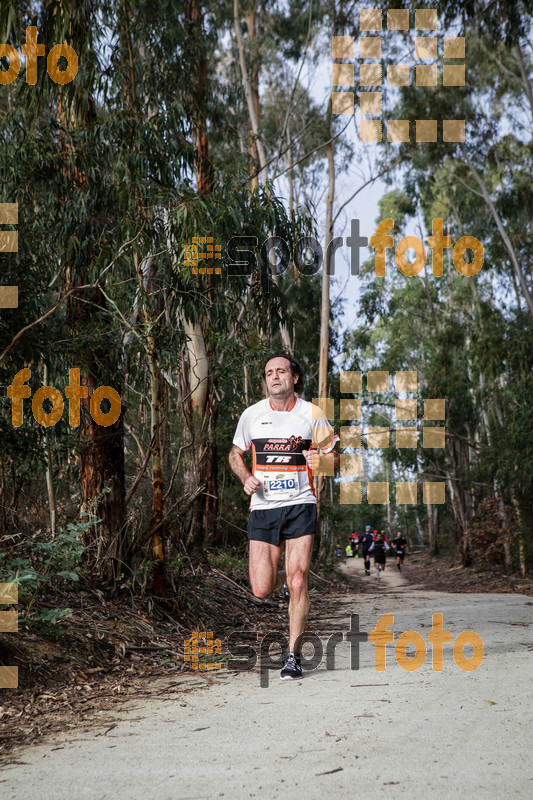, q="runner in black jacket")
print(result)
[359,526,374,576]
[391,532,407,572]
[369,533,389,581]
